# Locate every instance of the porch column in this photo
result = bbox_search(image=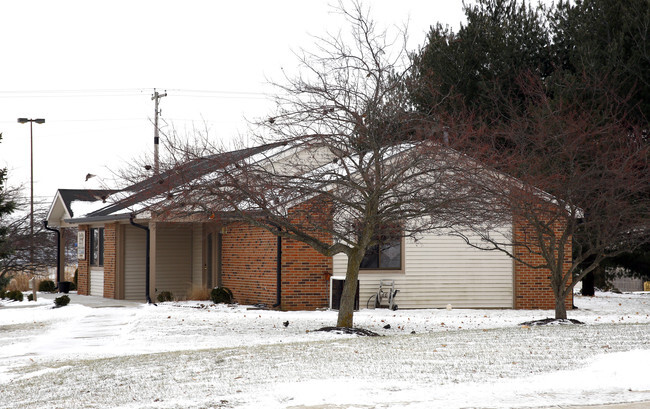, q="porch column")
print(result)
[58,228,66,283]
